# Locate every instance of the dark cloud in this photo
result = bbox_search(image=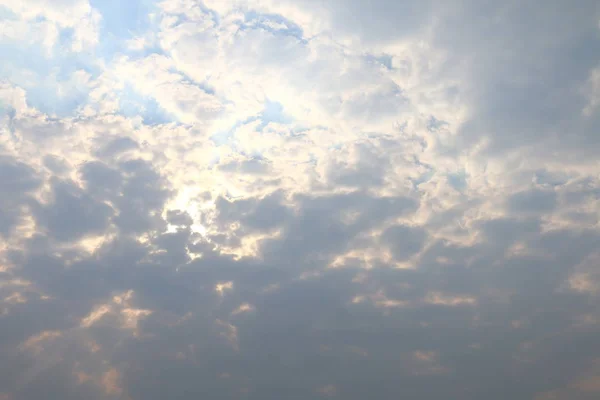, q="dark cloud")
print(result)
[166,210,193,227]
[4,184,600,400]
[381,224,428,260]
[506,188,558,214]
[256,192,418,265]
[438,0,600,158]
[31,179,114,242]
[325,141,390,188]
[0,155,42,236]
[80,161,123,198]
[110,159,172,234]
